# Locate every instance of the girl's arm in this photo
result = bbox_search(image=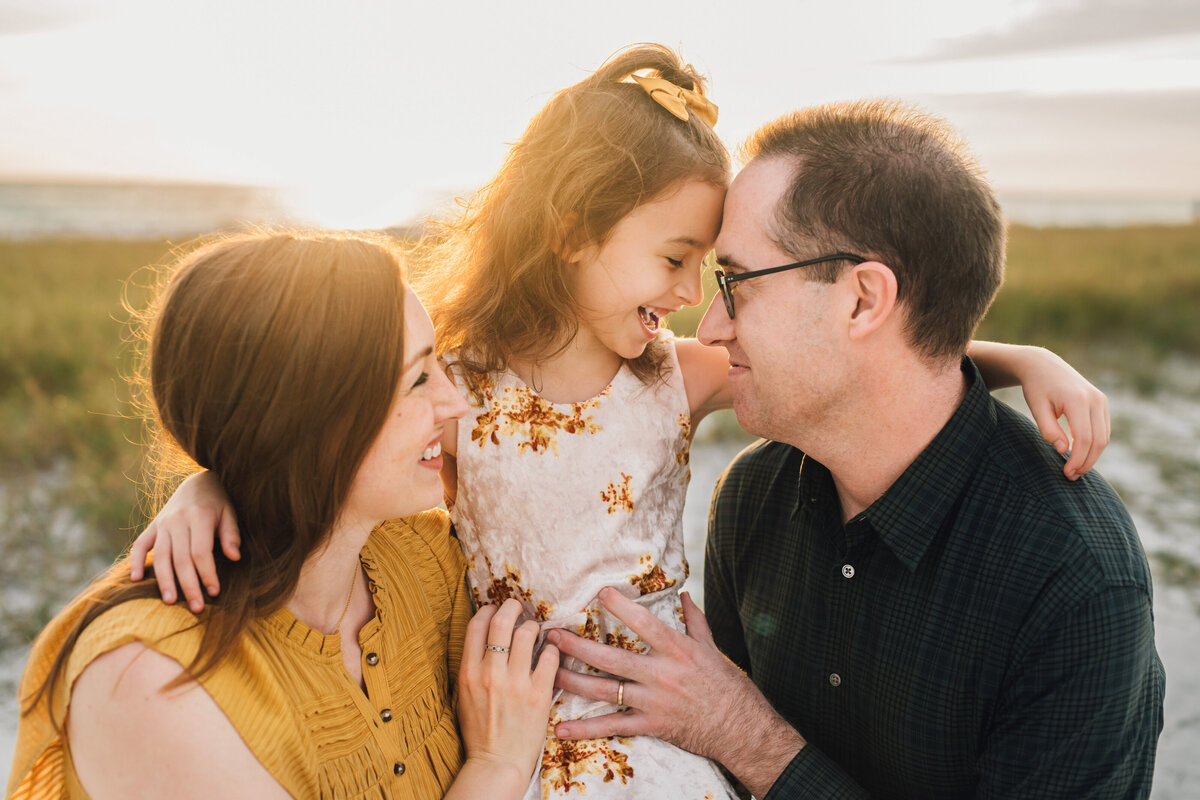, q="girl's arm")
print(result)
[128,470,240,612]
[676,337,1109,480]
[967,341,1110,480]
[130,412,464,612]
